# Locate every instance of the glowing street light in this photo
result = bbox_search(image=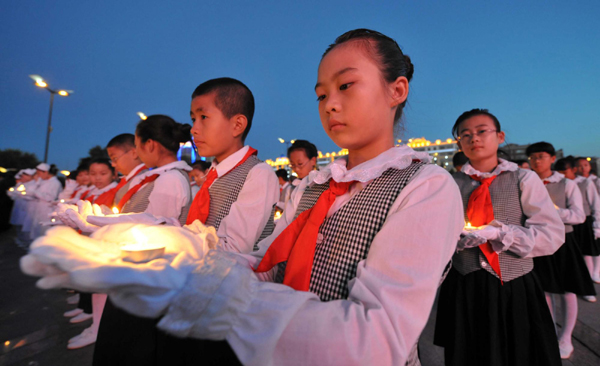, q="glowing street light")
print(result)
[137,112,148,120]
[28,75,73,163]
